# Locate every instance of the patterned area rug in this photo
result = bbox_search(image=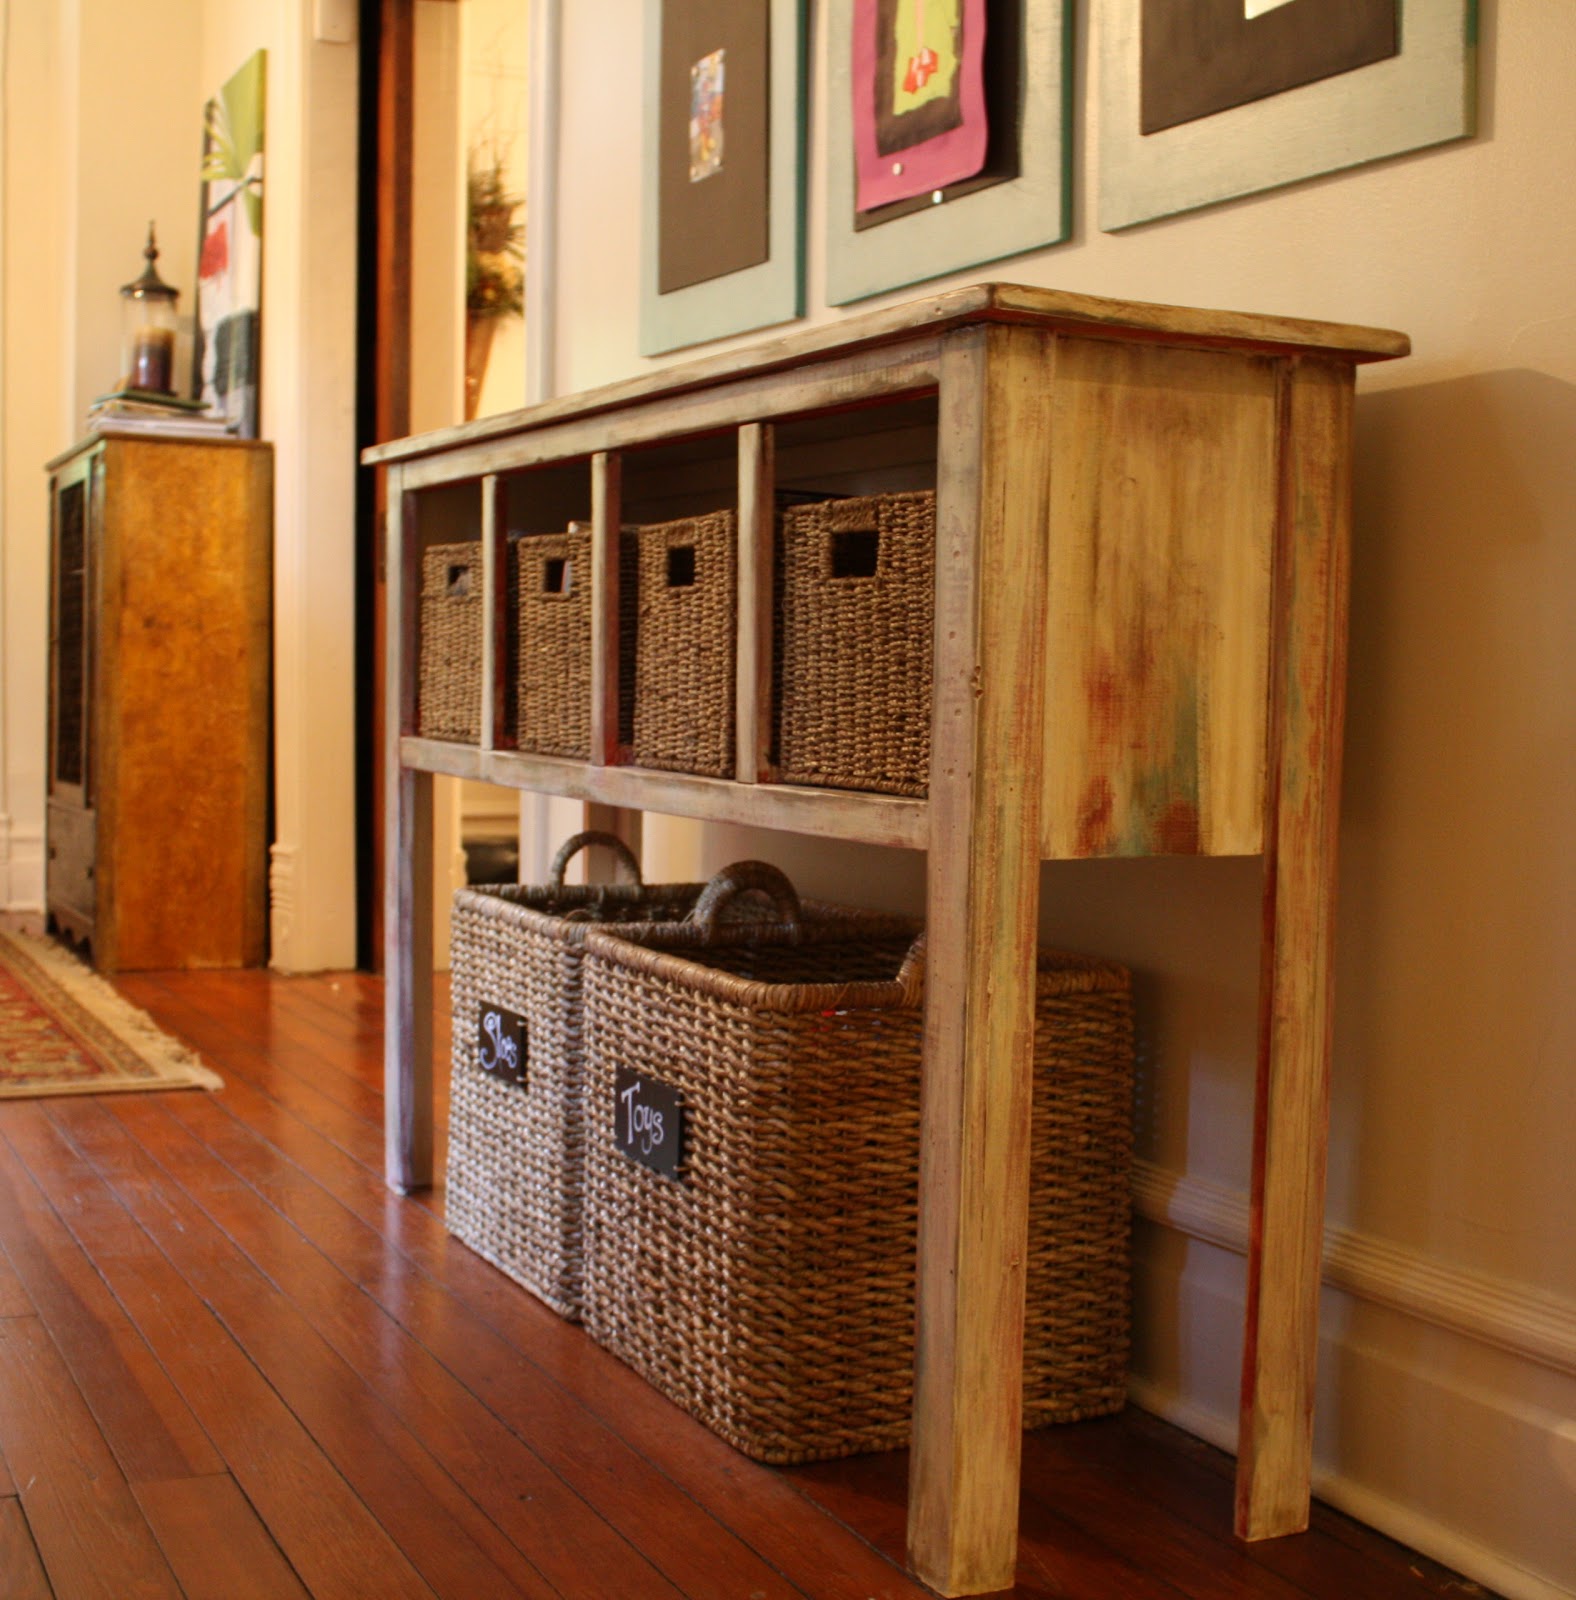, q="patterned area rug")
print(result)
[0,929,221,1099]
